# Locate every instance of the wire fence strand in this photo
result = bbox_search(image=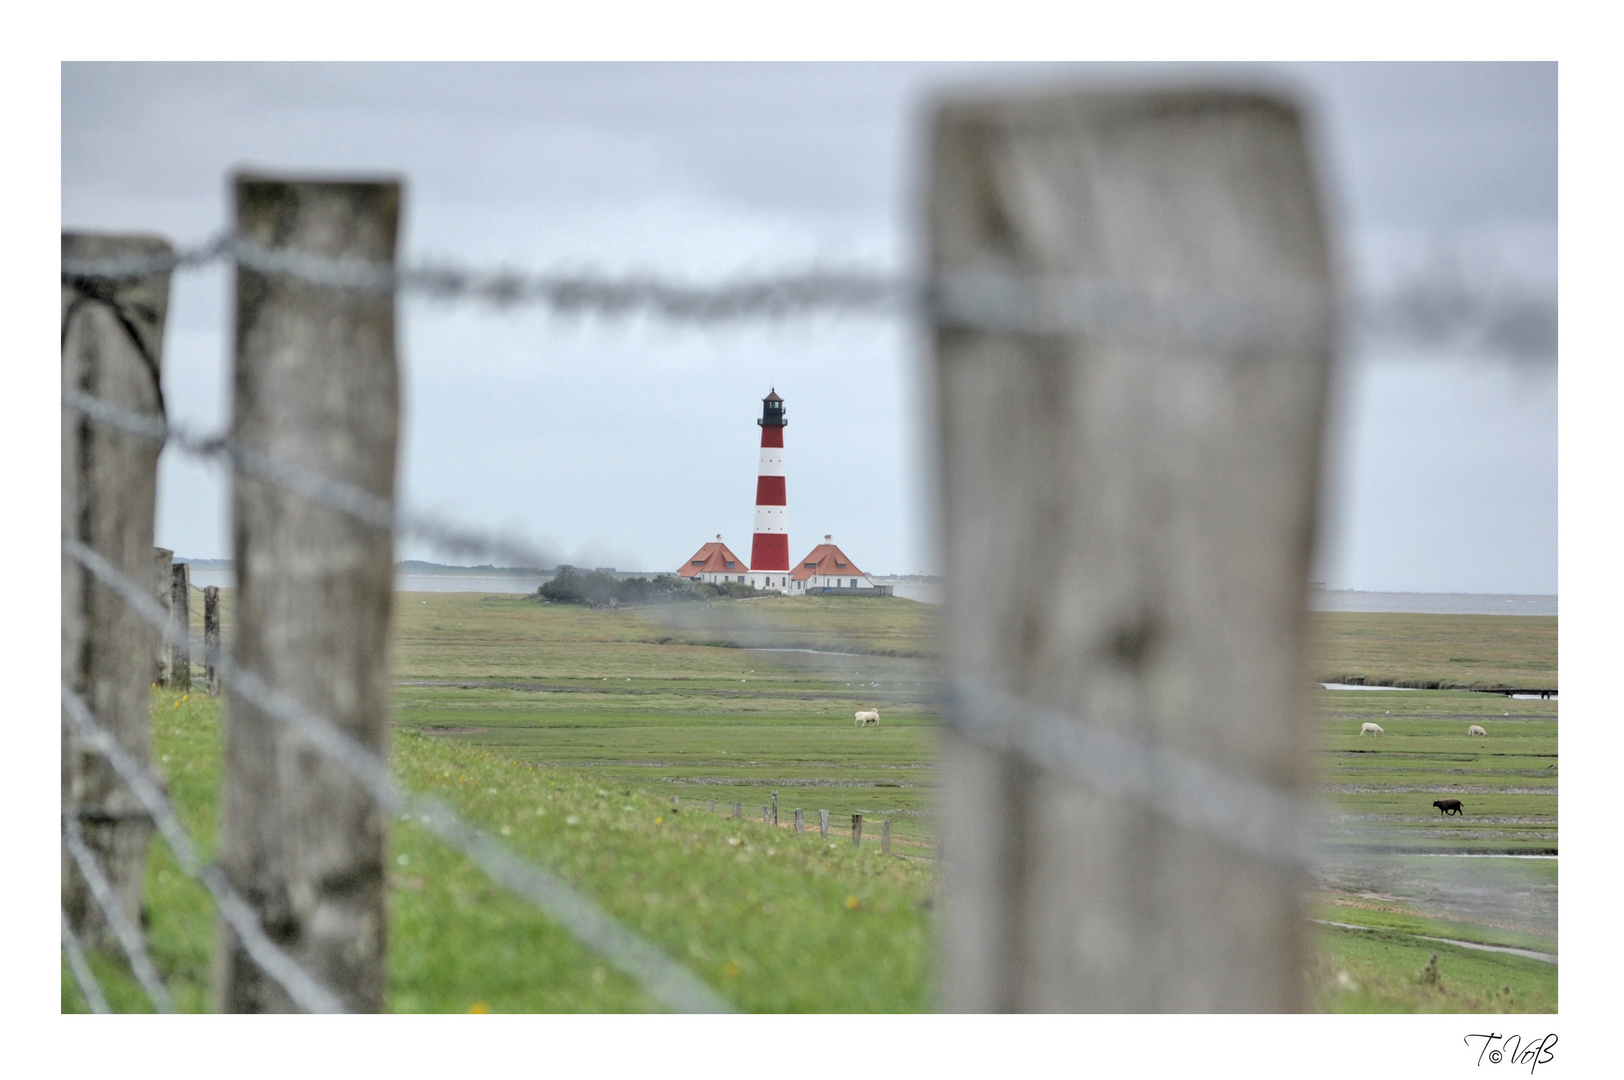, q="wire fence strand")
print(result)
[60,910,113,1014]
[61,816,177,1013]
[62,234,909,320]
[60,229,1557,364]
[60,685,348,1014]
[63,389,560,571]
[944,678,1317,867]
[63,535,732,1014]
